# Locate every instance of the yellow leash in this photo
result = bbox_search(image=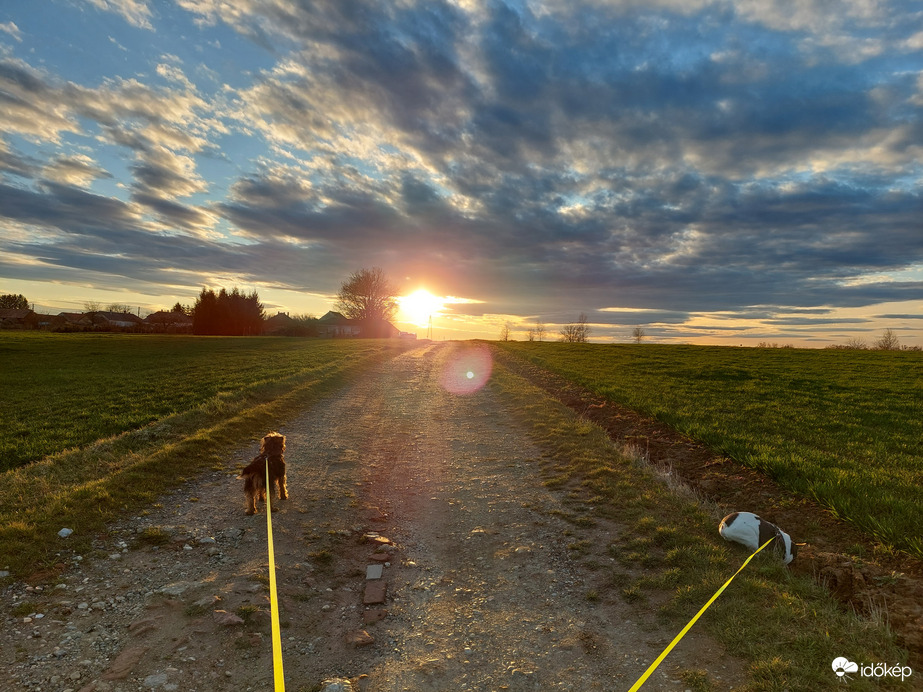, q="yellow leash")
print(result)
[265,461,285,692]
[263,454,771,692]
[627,536,777,691]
